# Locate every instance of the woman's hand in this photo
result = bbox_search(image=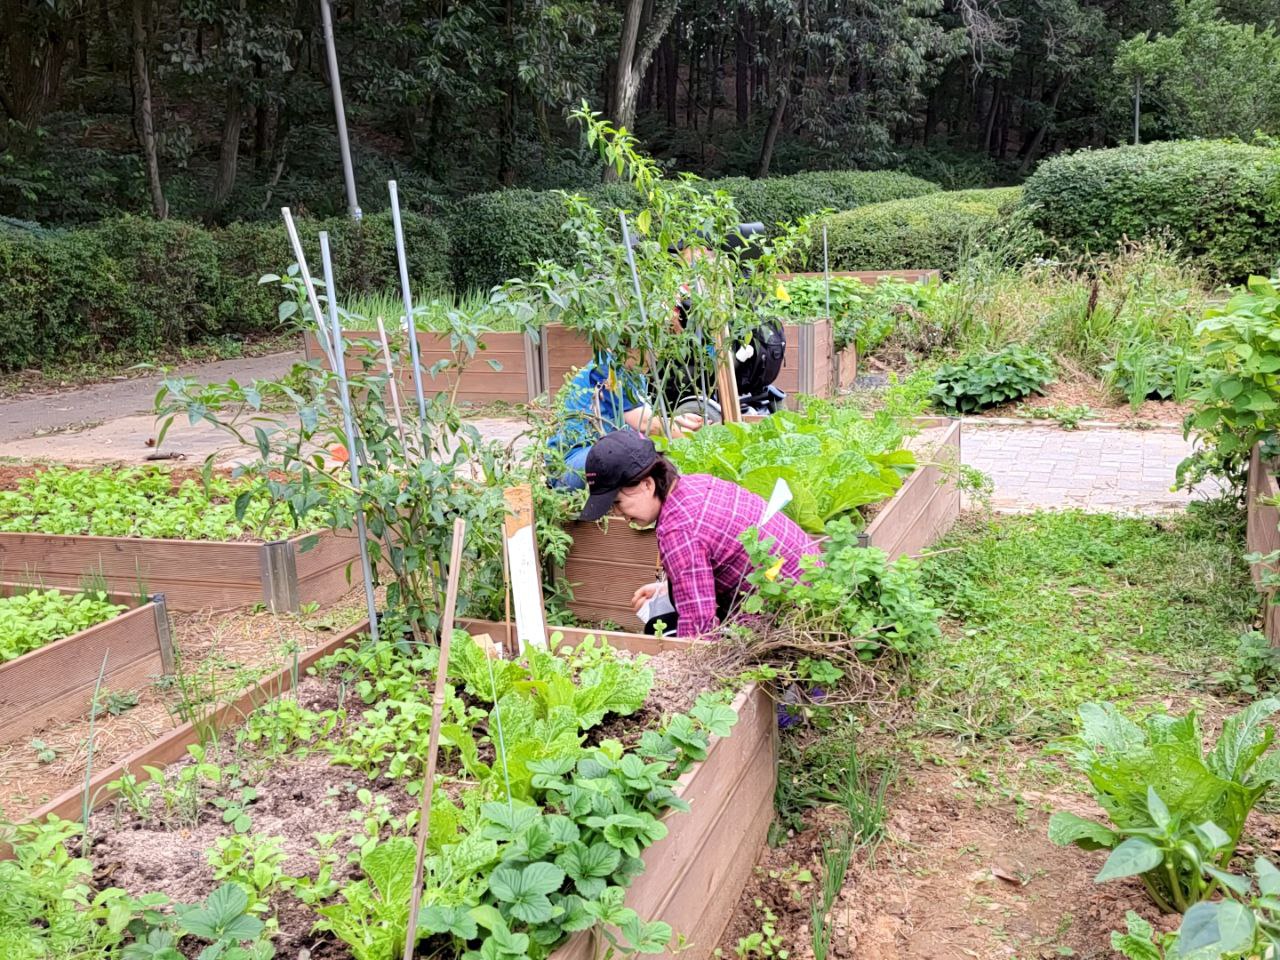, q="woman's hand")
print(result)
[631,581,664,613]
[670,413,704,437]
